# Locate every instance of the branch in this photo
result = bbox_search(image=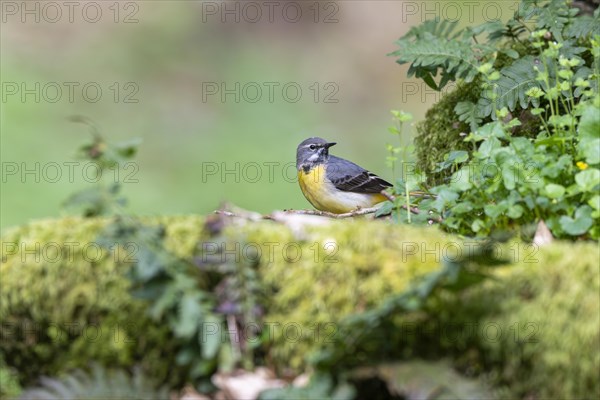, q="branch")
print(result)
[214,203,264,221]
[281,207,381,219]
[380,190,421,215]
